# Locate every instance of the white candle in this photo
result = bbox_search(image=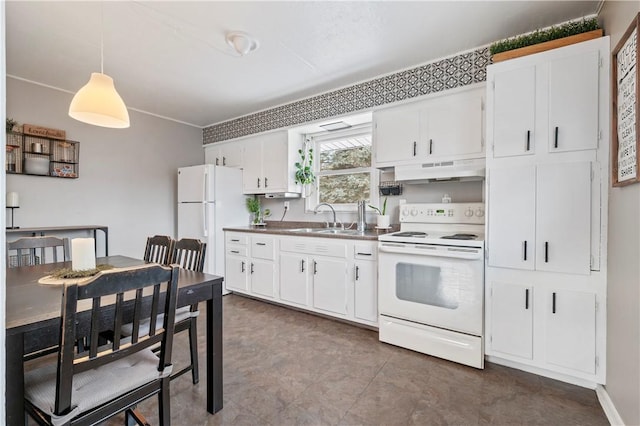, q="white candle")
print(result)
[72,238,96,271]
[6,192,19,207]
